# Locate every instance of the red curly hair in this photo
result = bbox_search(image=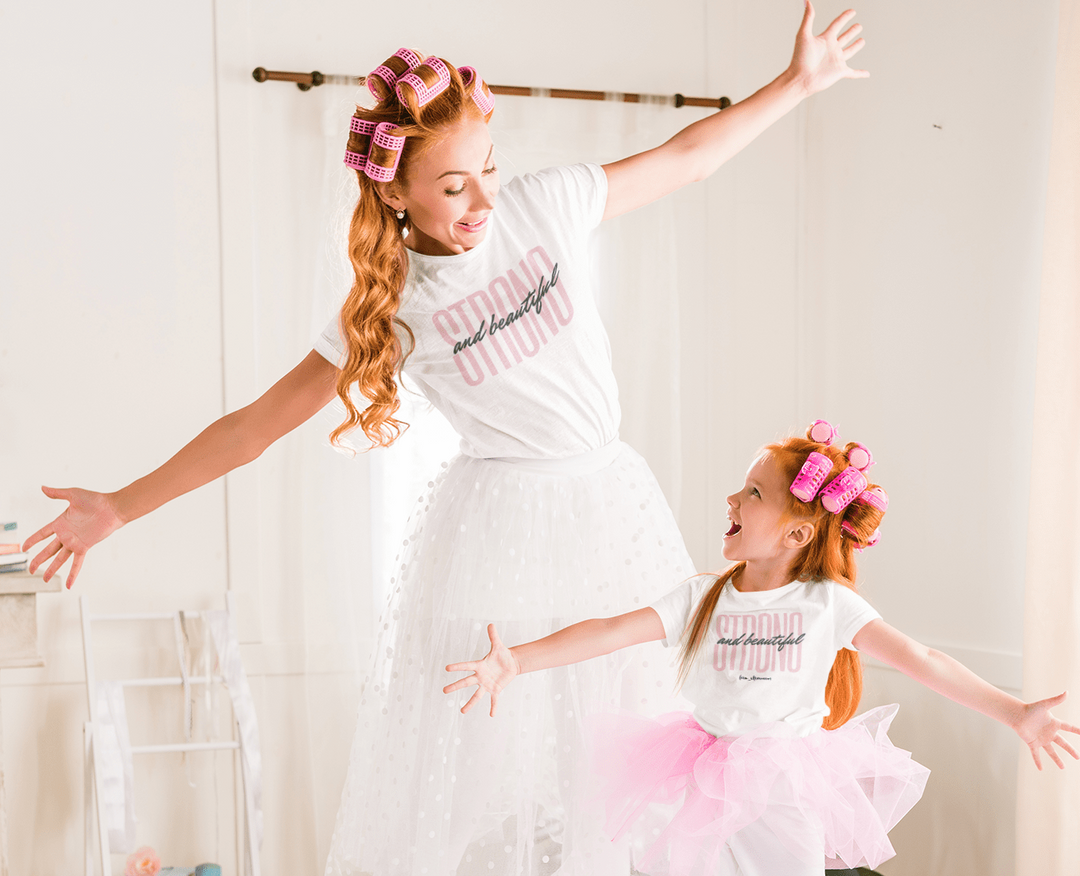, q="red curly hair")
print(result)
[676,426,887,730]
